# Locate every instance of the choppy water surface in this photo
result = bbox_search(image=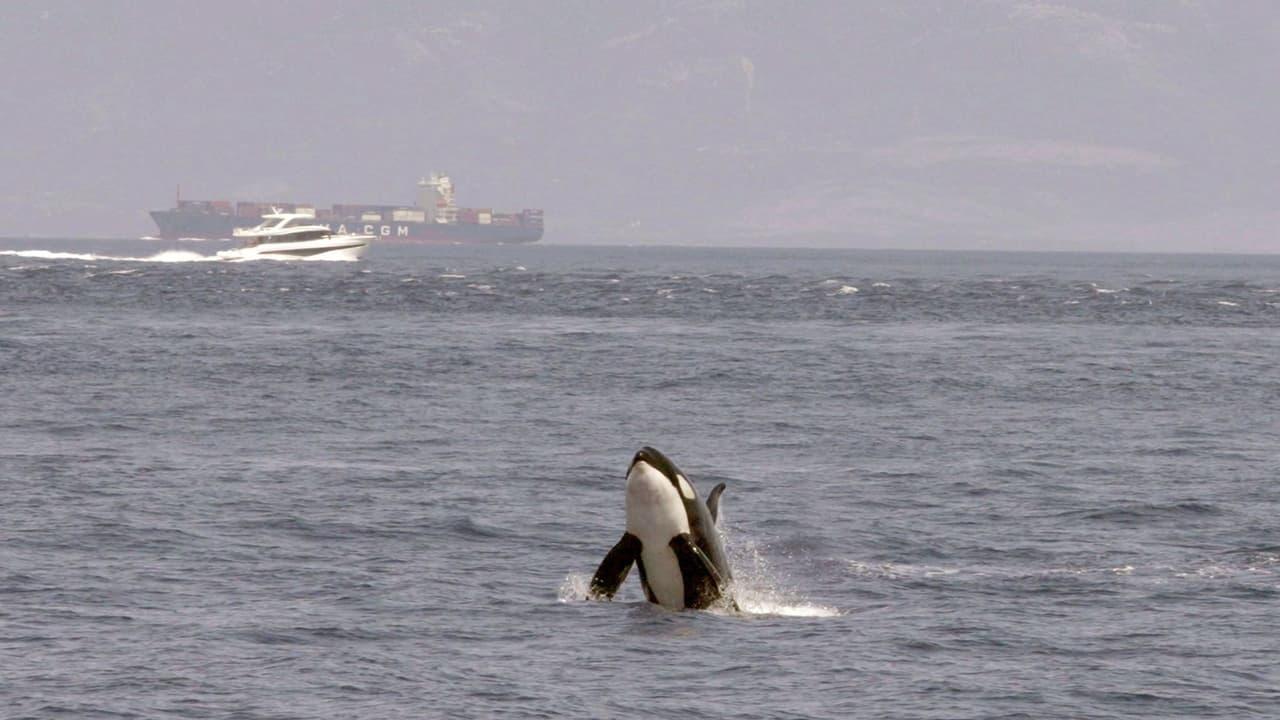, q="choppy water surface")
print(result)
[2,241,1278,718]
